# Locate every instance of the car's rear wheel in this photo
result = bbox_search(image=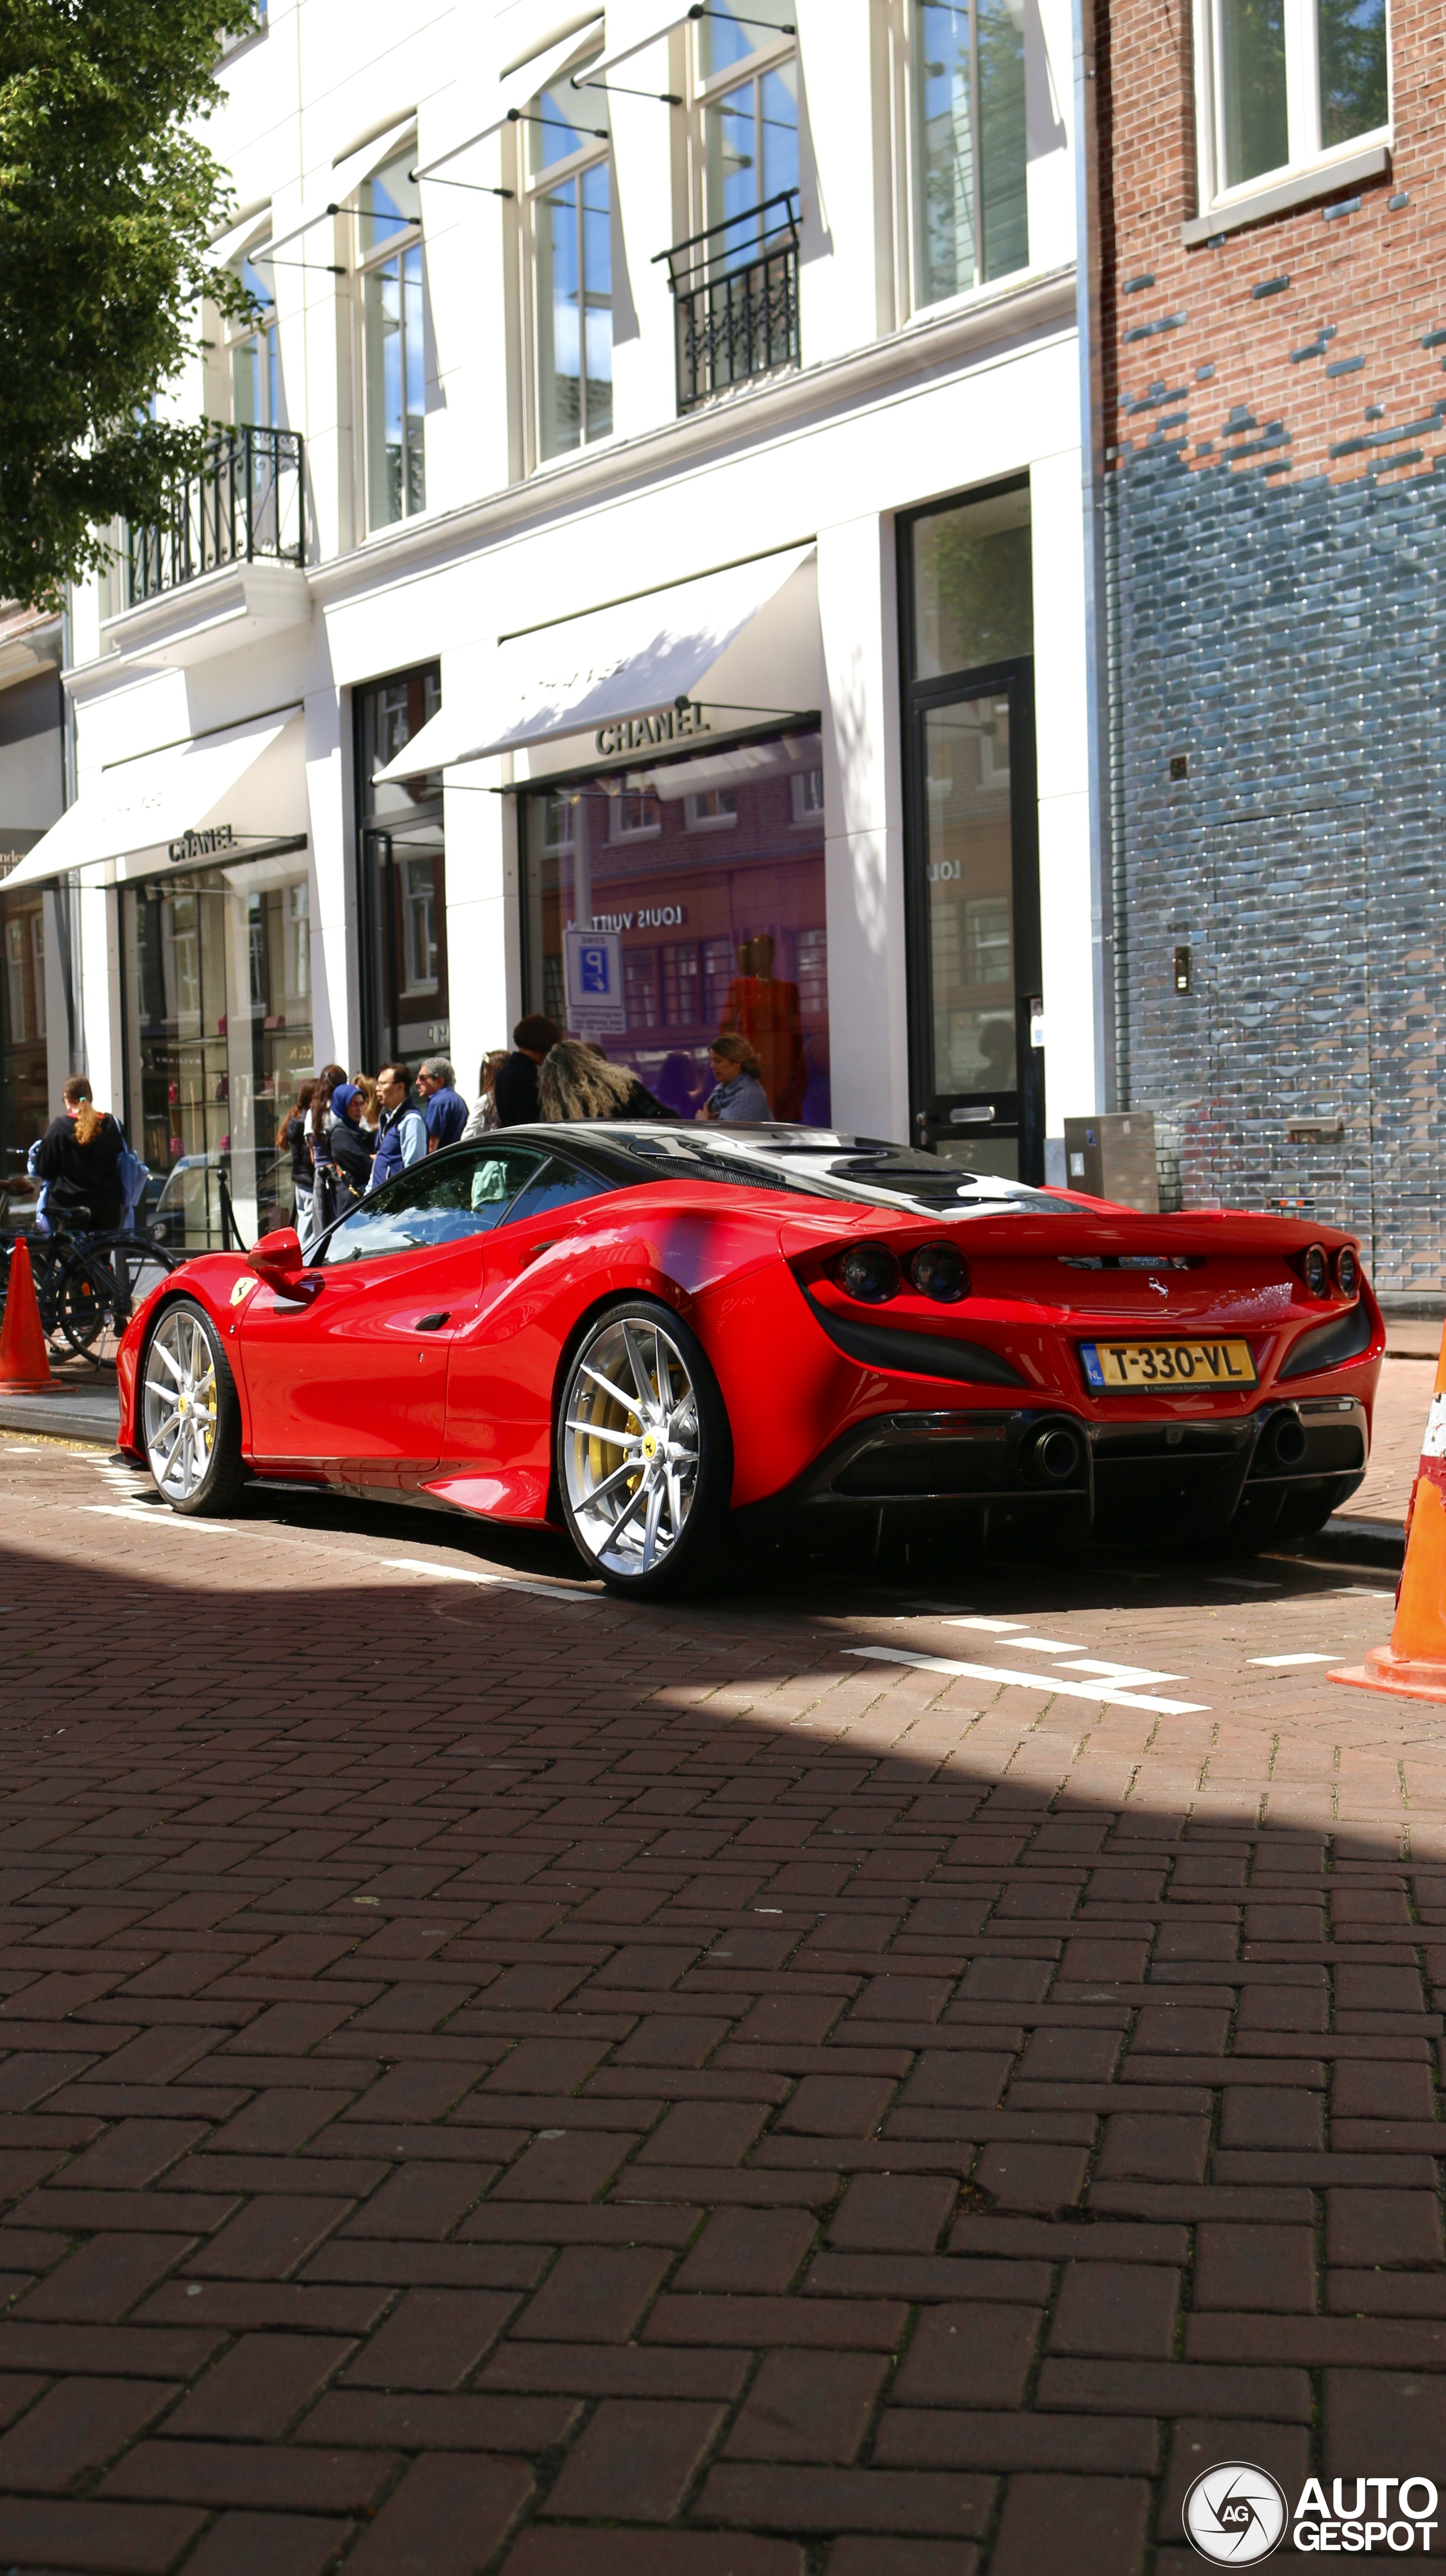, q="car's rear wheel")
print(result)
[557,1299,732,1596]
[141,1298,245,1516]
